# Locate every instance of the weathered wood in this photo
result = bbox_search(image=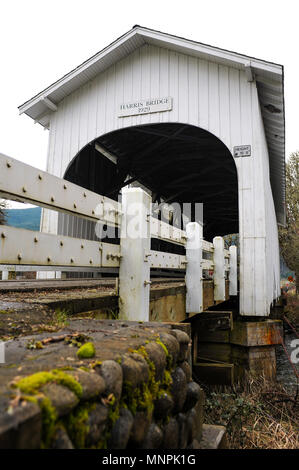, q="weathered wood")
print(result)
[186,222,203,316]
[196,329,231,343]
[192,310,233,332]
[232,345,276,381]
[230,320,282,346]
[193,362,234,386]
[197,342,231,363]
[202,281,214,310]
